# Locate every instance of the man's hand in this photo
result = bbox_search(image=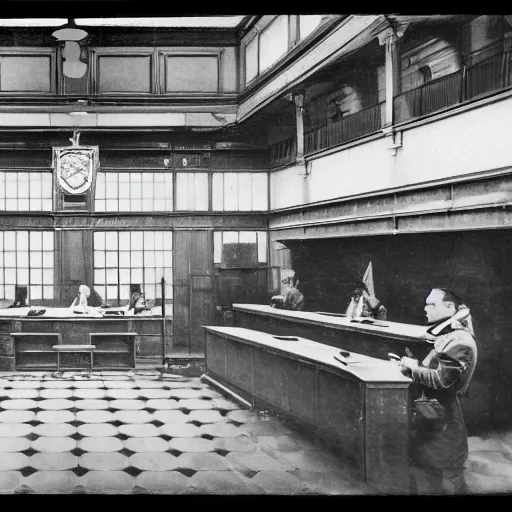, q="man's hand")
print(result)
[400,356,419,370]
